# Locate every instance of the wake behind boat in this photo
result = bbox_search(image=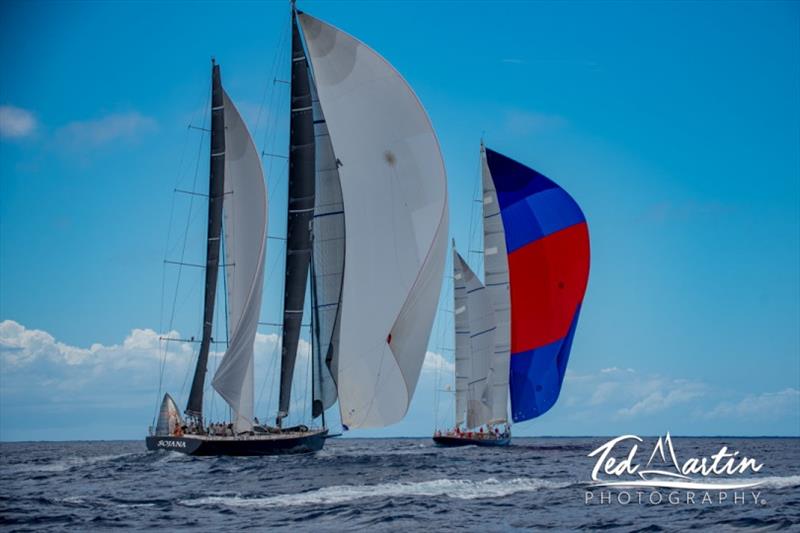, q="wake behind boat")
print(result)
[148,3,448,457]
